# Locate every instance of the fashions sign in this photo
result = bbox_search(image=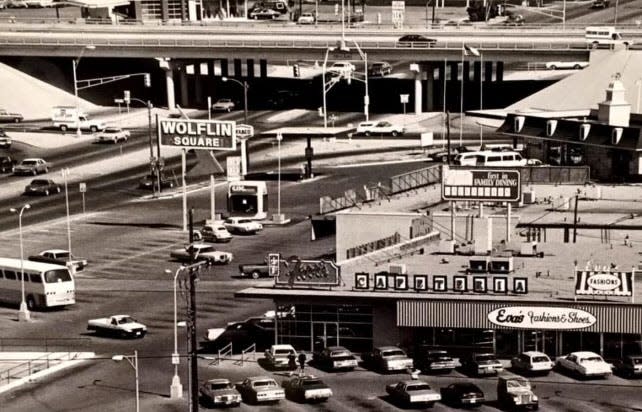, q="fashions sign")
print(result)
[487,306,596,330]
